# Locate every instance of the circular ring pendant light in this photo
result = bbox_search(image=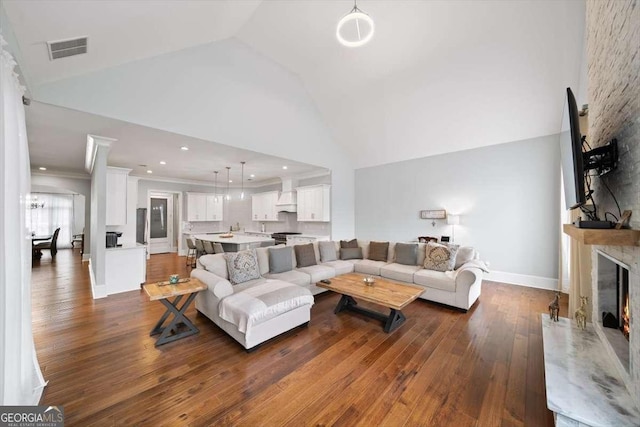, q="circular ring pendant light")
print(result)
[336,1,374,47]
